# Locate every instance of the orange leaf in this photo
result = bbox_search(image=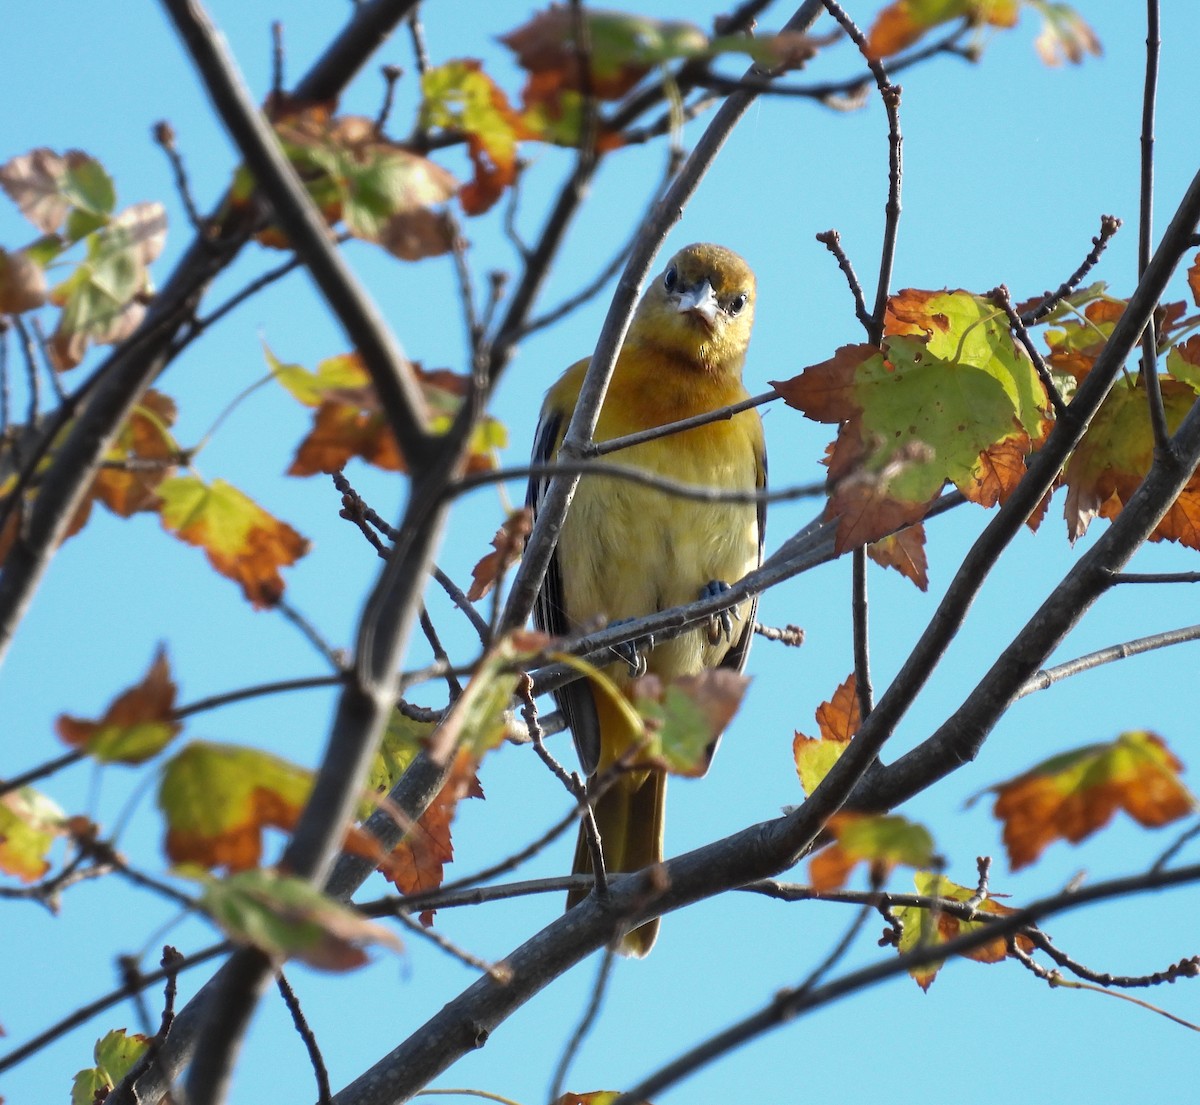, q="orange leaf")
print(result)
[91,390,181,517]
[1188,253,1200,309]
[157,476,310,608]
[158,741,314,871]
[468,508,533,600]
[895,871,1034,990]
[866,0,1019,59]
[793,674,858,795]
[56,645,181,763]
[809,811,936,892]
[992,731,1194,870]
[381,747,483,922]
